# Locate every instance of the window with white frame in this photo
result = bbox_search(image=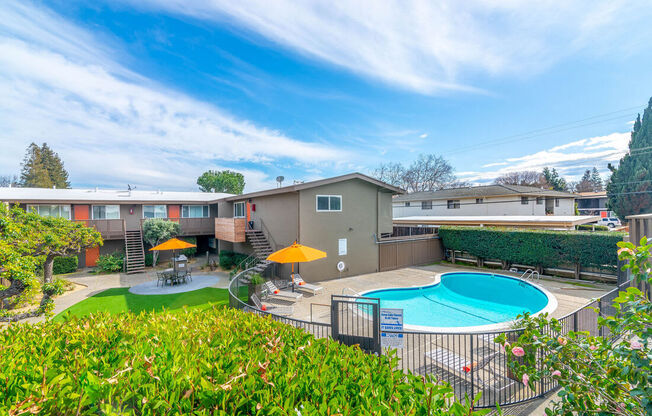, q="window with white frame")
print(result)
[475,198,484,204]
[182,205,209,218]
[521,196,529,205]
[233,202,246,218]
[404,202,410,207]
[555,198,560,207]
[447,200,460,209]
[421,201,433,210]
[92,205,120,219]
[316,195,342,212]
[27,204,71,219]
[143,205,167,219]
[536,197,543,205]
